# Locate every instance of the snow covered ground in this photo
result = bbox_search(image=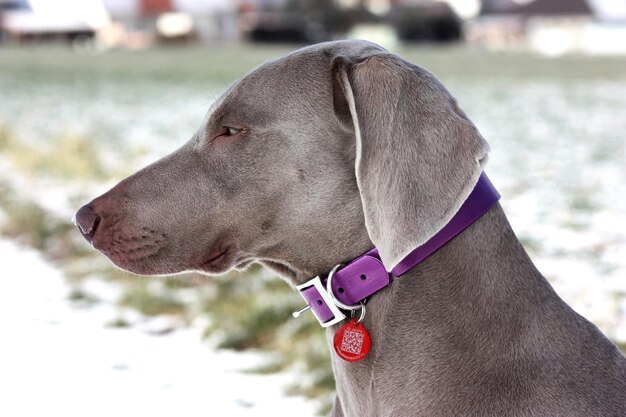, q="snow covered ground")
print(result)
[0,239,317,417]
